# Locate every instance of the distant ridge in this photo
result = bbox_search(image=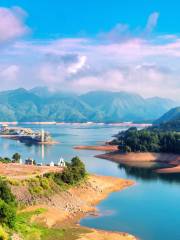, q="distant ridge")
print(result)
[153,106,180,131]
[0,87,177,123]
